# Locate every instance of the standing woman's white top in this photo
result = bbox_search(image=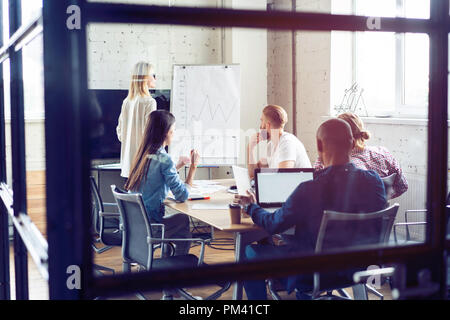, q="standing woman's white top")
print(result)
[116,62,157,177]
